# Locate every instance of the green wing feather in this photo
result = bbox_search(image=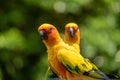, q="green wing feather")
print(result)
[57,49,93,74]
[84,59,98,70]
[57,49,110,80]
